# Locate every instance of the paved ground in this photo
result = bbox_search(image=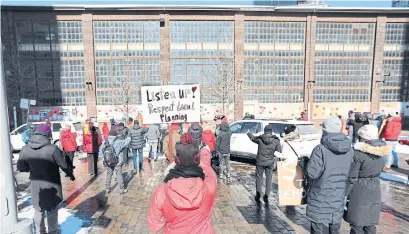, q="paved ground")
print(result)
[13,147,409,234]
